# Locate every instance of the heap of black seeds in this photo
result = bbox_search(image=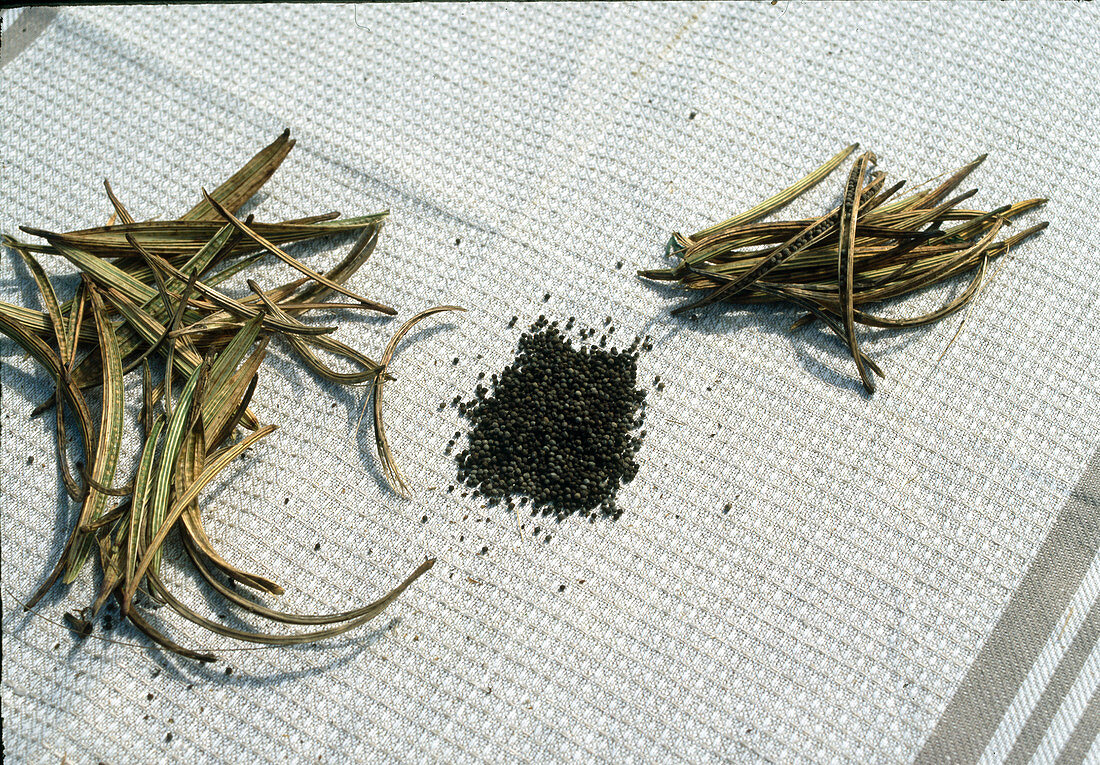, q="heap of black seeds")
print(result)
[455,317,646,520]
